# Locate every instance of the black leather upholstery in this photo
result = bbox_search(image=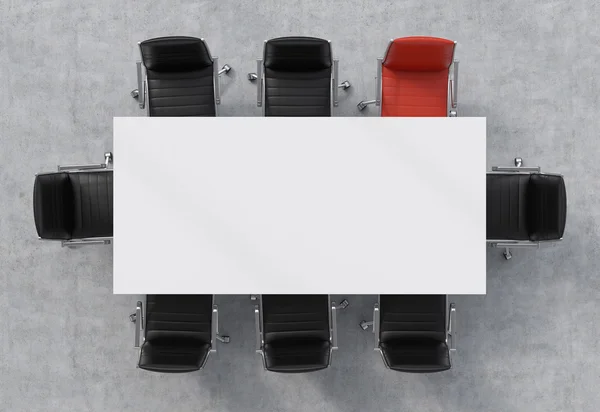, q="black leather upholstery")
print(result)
[263,37,332,117]
[487,173,567,241]
[33,173,73,239]
[527,174,567,241]
[140,36,216,117]
[261,295,331,372]
[379,295,451,373]
[33,171,113,240]
[139,295,213,373]
[486,174,531,240]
